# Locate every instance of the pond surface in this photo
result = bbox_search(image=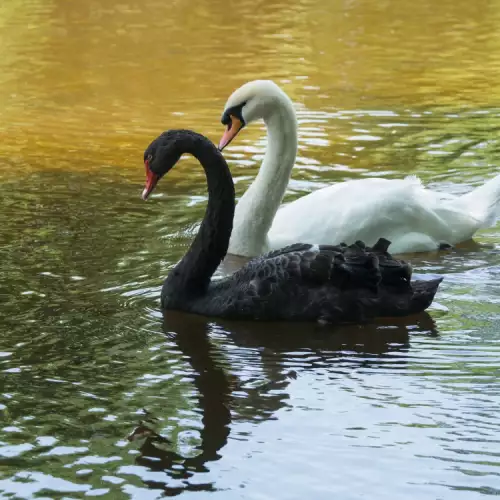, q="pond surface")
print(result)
[1,0,500,498]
